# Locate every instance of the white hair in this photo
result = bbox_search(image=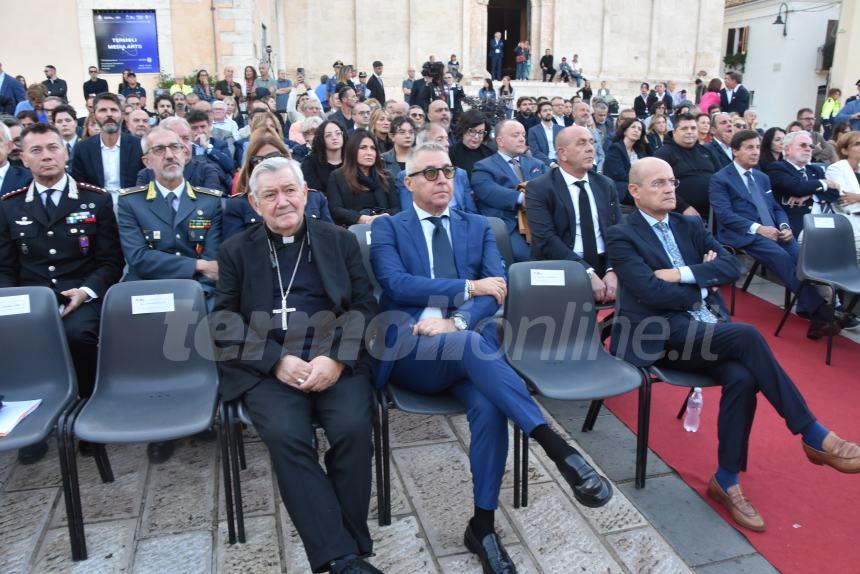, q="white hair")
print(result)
[141,126,181,154]
[212,100,227,111]
[248,157,305,199]
[783,130,811,147]
[0,122,10,142]
[301,116,323,133]
[160,116,191,132]
[414,123,446,147]
[405,142,448,175]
